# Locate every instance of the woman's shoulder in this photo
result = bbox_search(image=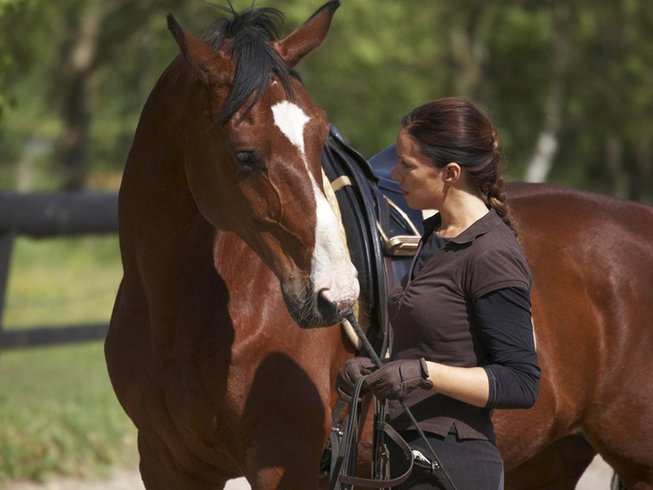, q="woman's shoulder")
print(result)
[471,225,529,270]
[465,220,531,300]
[475,215,525,256]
